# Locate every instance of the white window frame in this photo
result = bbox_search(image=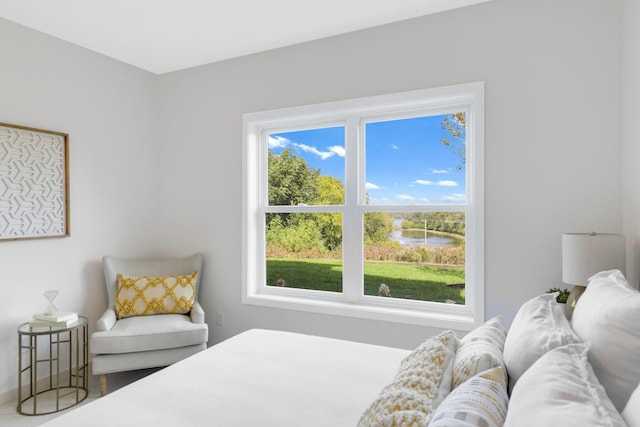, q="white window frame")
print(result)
[242,82,484,330]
